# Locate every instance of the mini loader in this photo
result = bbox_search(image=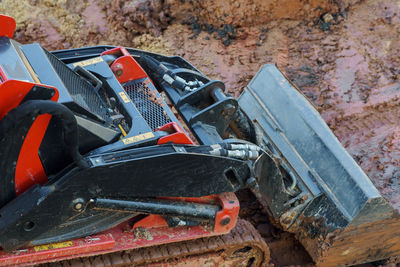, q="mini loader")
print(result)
[0,14,399,266]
